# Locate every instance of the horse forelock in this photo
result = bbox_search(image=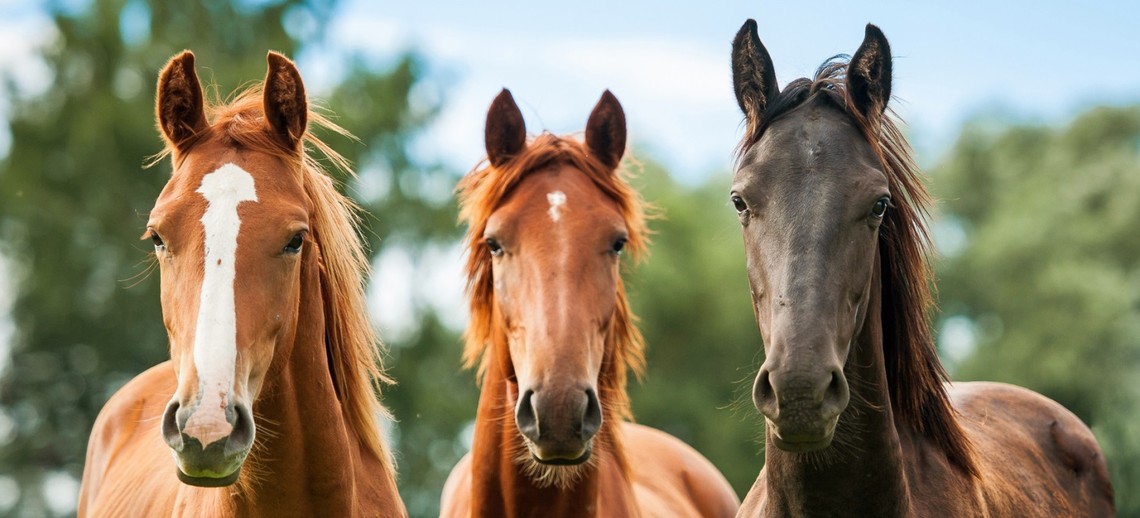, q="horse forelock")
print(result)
[736,57,979,476]
[154,86,395,475]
